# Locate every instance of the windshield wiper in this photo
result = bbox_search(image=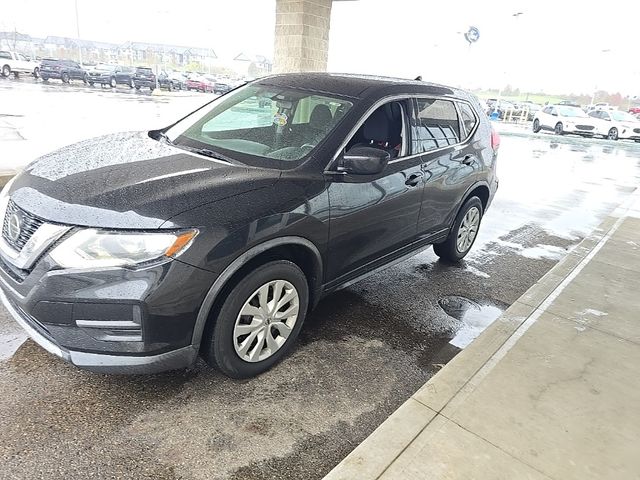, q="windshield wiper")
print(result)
[193,148,237,165]
[171,143,236,165]
[154,130,174,145]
